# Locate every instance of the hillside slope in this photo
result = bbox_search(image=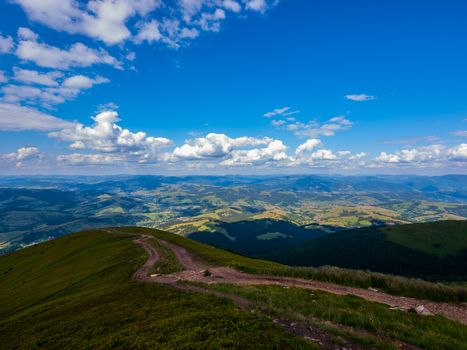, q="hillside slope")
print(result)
[189,219,335,256]
[2,227,467,349]
[271,220,467,280]
[0,230,312,349]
